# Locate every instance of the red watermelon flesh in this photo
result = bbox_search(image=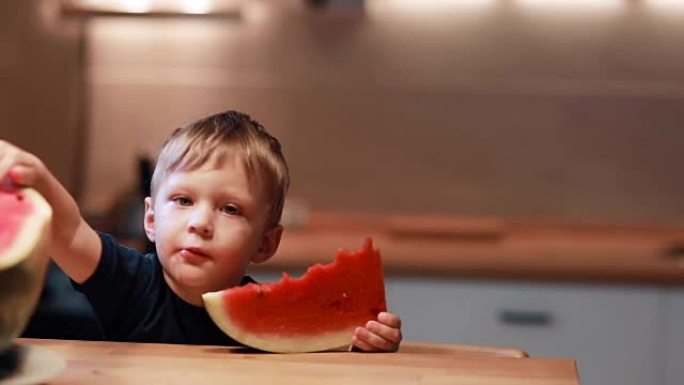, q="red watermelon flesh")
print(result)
[0,189,33,258]
[202,238,386,353]
[0,187,52,352]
